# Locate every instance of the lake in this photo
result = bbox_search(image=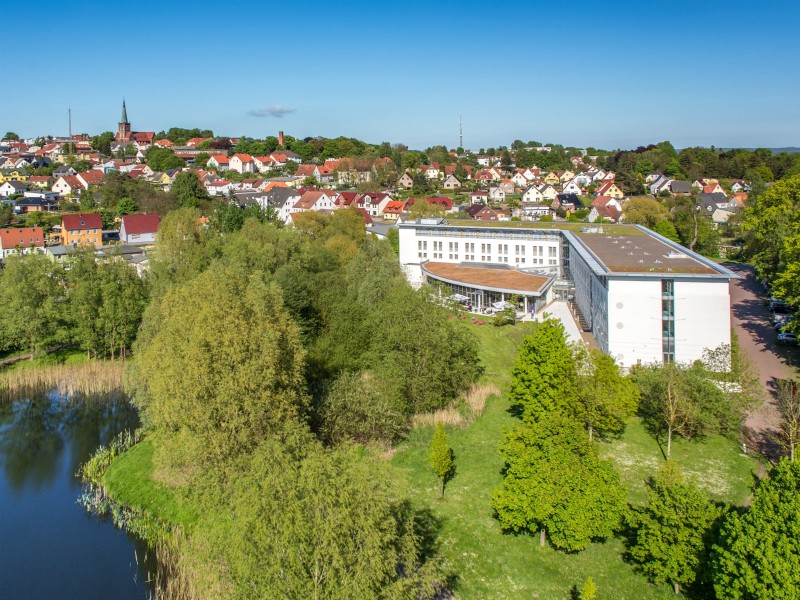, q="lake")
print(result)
[0,391,154,599]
